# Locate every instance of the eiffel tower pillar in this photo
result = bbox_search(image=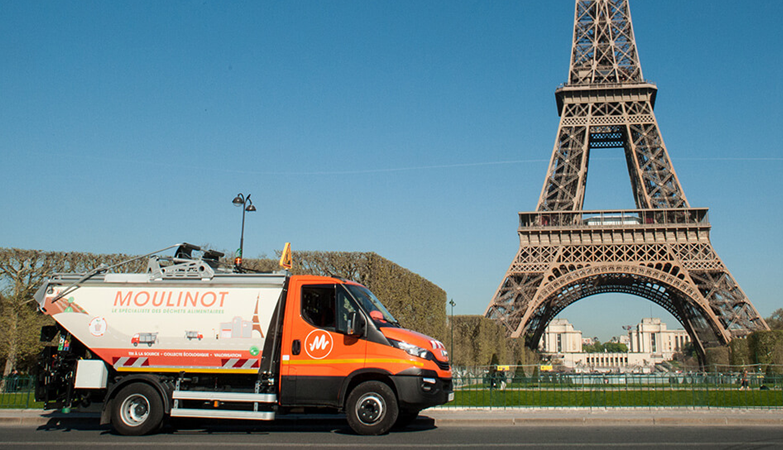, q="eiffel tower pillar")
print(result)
[484,0,768,362]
